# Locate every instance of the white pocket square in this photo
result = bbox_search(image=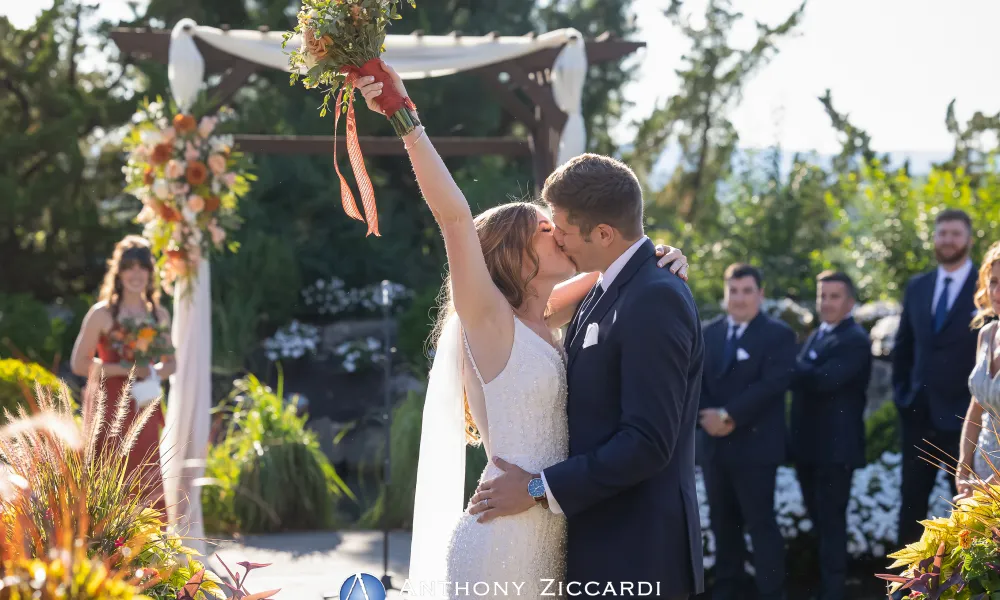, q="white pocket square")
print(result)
[736,348,750,361]
[583,323,600,348]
